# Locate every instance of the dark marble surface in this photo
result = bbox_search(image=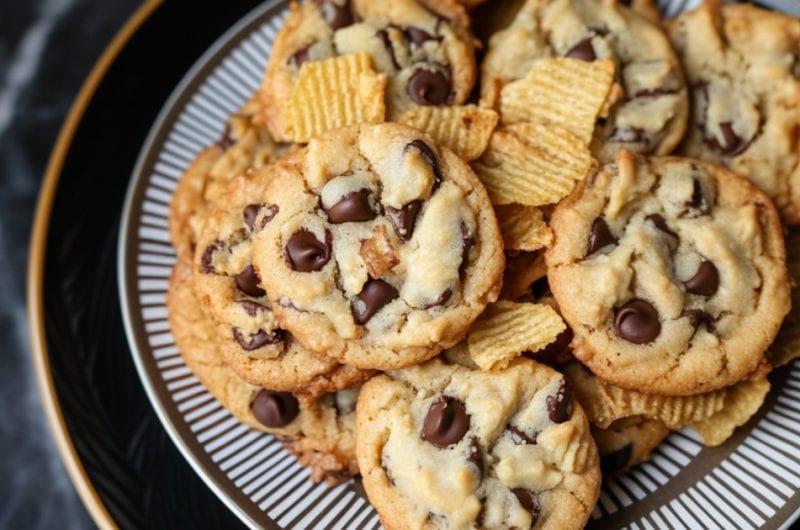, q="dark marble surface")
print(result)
[0,0,139,527]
